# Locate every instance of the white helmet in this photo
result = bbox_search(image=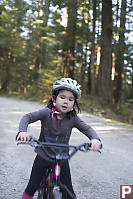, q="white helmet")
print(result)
[52,78,81,99]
